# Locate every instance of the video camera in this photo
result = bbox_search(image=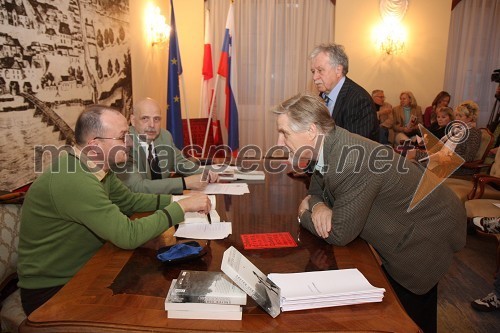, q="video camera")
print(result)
[492,69,500,83]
